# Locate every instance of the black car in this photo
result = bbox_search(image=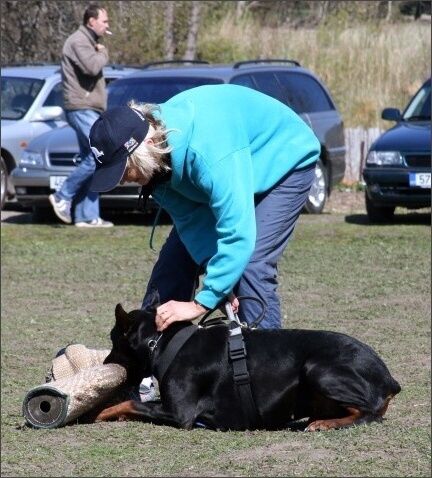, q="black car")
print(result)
[362,77,431,223]
[11,59,346,218]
